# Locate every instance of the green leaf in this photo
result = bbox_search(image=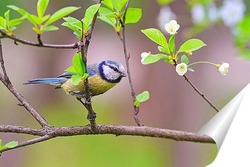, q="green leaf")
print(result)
[4,10,10,23]
[181,55,189,64]
[37,0,49,18]
[111,0,121,11]
[62,17,82,39]
[157,0,173,5]
[73,53,85,75]
[178,38,206,53]
[83,4,100,32]
[0,145,6,151]
[65,66,77,74]
[98,7,116,26]
[5,141,18,148]
[169,35,175,54]
[134,91,150,107]
[8,16,26,27]
[0,16,6,29]
[142,53,166,64]
[118,0,128,11]
[125,8,142,24]
[102,0,114,11]
[42,25,58,32]
[158,46,170,54]
[45,6,80,26]
[28,14,41,25]
[84,4,101,22]
[141,28,168,47]
[72,74,82,85]
[7,5,28,16]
